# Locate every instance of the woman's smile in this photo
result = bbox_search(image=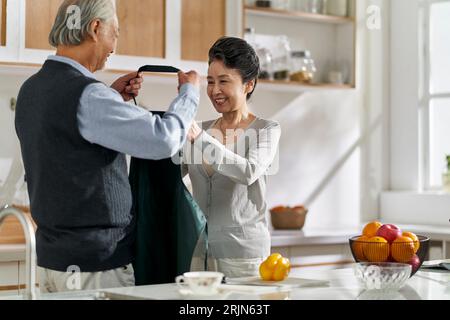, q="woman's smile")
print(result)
[214,97,228,106]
